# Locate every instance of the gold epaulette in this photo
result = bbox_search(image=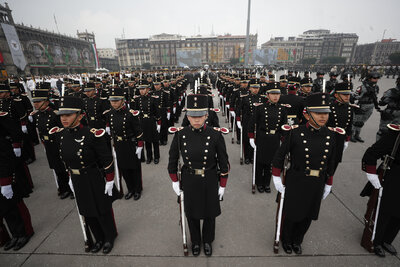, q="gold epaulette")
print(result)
[130,110,140,116]
[328,126,346,135]
[281,124,299,131]
[49,126,63,134]
[90,128,105,137]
